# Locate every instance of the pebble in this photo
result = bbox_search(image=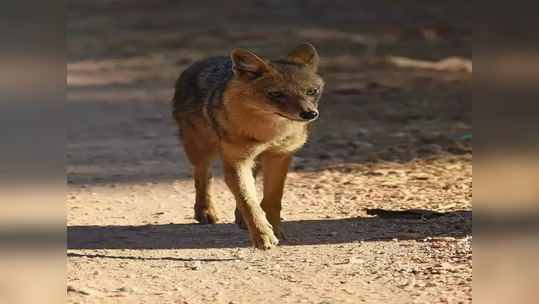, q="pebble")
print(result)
[144,132,157,139]
[416,144,444,155]
[318,153,332,160]
[400,277,416,290]
[430,237,457,242]
[67,285,89,295]
[436,262,453,269]
[356,141,374,148]
[346,257,365,265]
[118,286,137,293]
[185,261,202,270]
